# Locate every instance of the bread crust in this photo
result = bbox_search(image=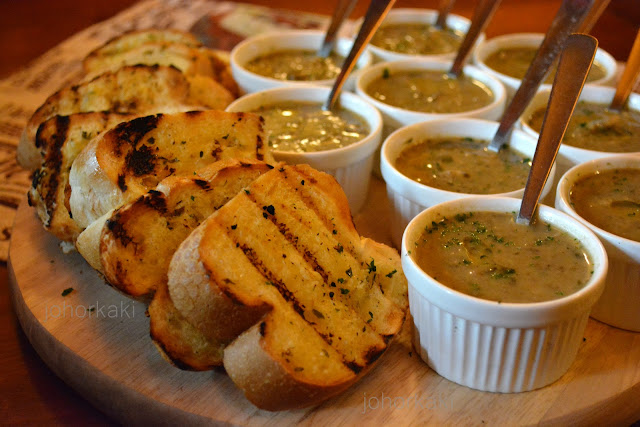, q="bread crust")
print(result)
[149,279,226,371]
